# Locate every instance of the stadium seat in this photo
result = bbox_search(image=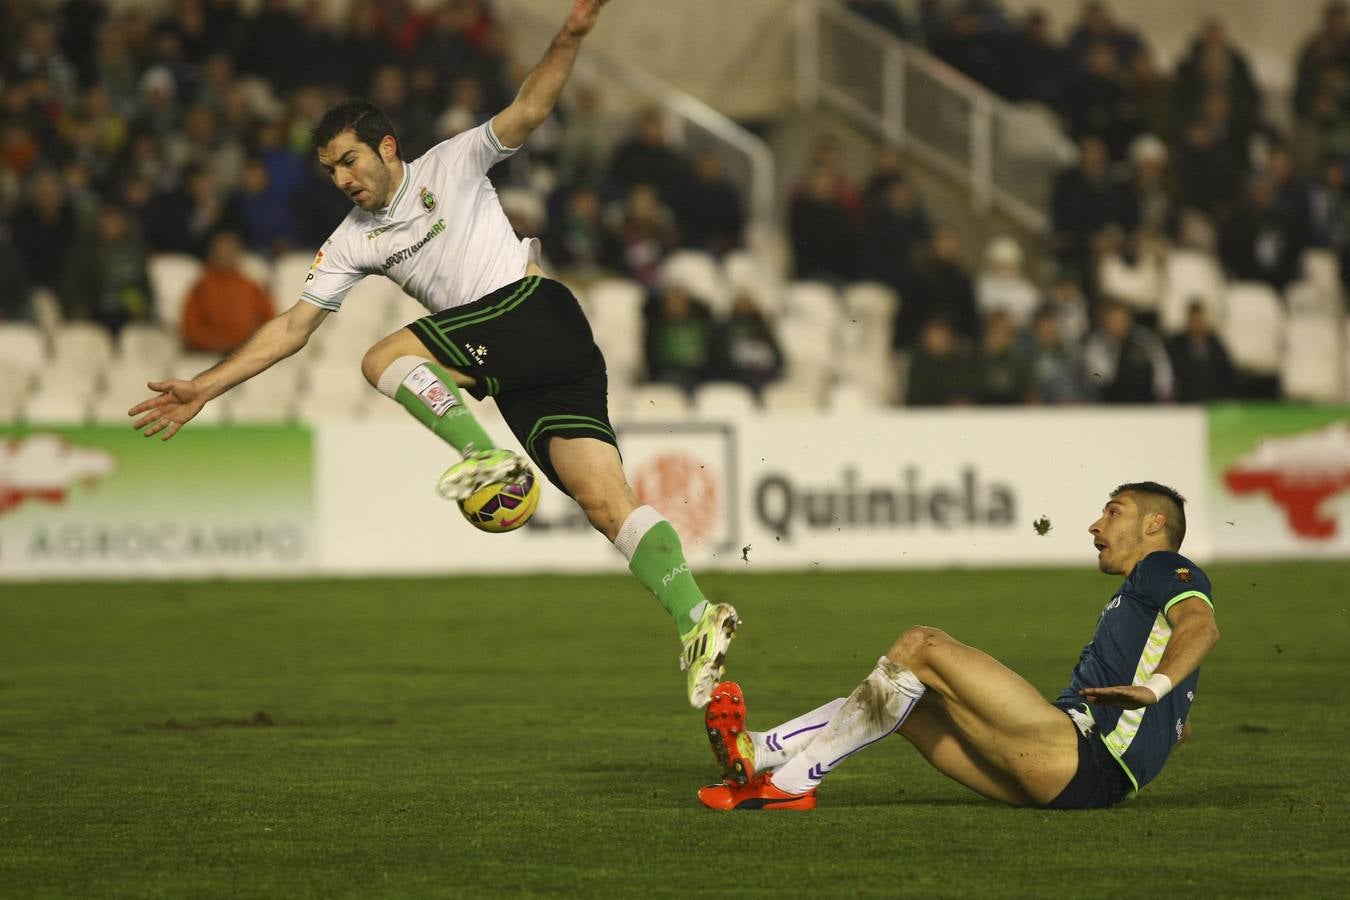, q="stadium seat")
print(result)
[225,388,294,424]
[0,362,28,420]
[297,358,371,422]
[148,253,204,328]
[1159,249,1225,334]
[51,321,115,373]
[777,317,835,393]
[1285,279,1338,316]
[583,278,646,326]
[623,383,690,421]
[692,381,759,418]
[1301,248,1343,305]
[175,352,225,381]
[723,249,778,313]
[89,393,135,425]
[117,322,180,370]
[0,322,47,380]
[237,251,273,290]
[1221,282,1285,375]
[1280,314,1344,402]
[660,249,730,315]
[583,282,646,385]
[783,281,843,328]
[269,250,318,304]
[761,379,822,413]
[232,355,306,408]
[825,381,880,414]
[23,385,90,425]
[1098,251,1163,314]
